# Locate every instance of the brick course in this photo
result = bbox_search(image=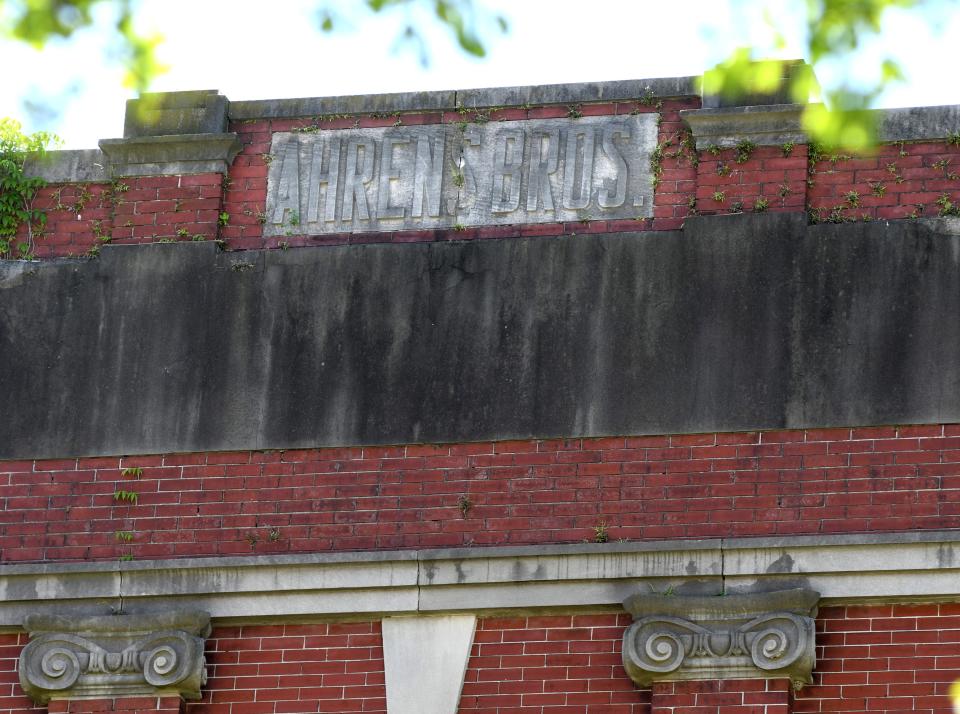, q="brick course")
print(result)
[807,141,960,222]
[2,425,959,563]
[16,175,225,259]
